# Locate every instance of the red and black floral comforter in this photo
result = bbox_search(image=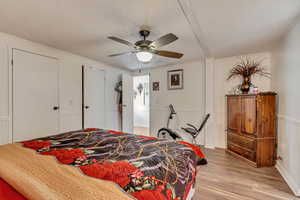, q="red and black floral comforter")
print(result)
[7,129,204,200]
